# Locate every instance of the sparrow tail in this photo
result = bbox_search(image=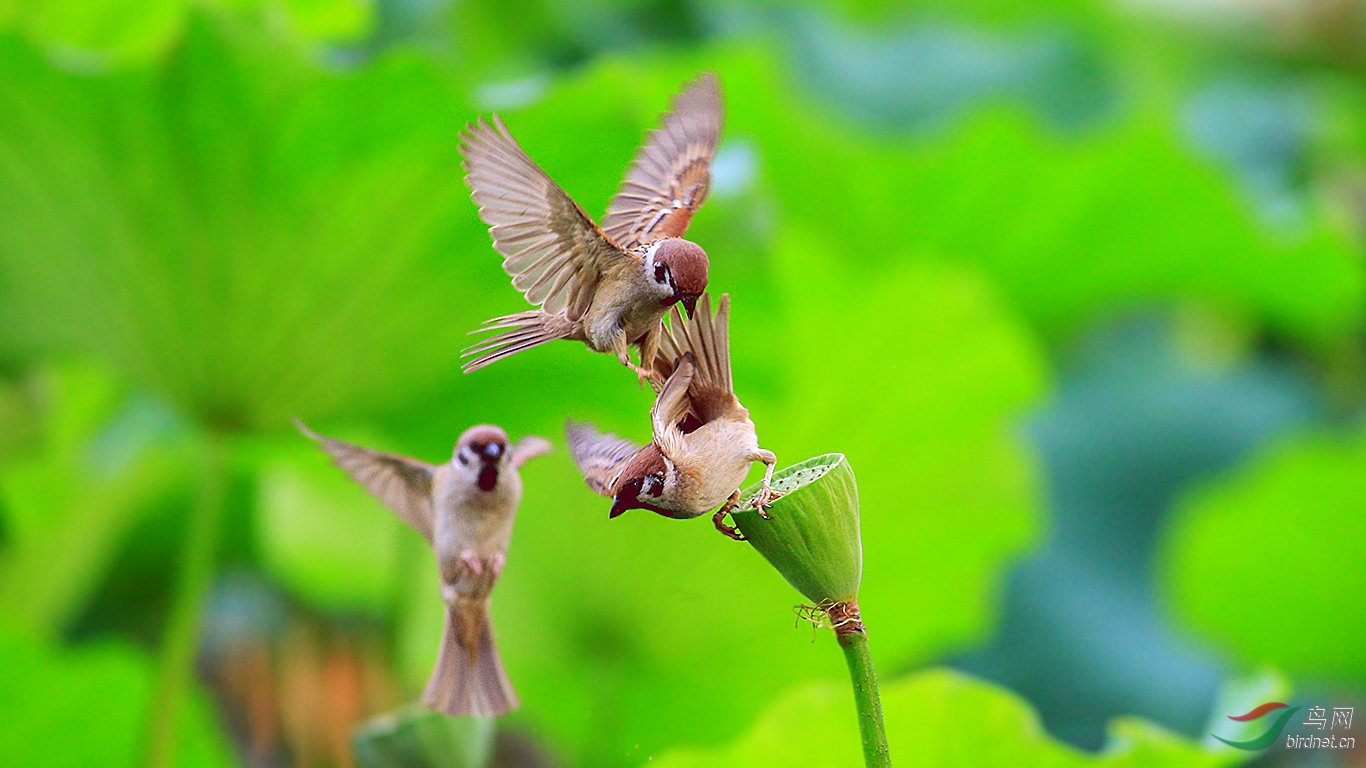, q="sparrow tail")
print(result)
[461,310,578,372]
[422,599,518,717]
